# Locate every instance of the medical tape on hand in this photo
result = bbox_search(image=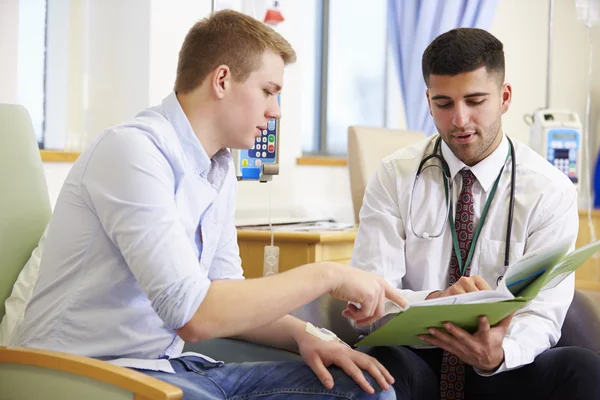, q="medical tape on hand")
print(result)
[305,322,351,348]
